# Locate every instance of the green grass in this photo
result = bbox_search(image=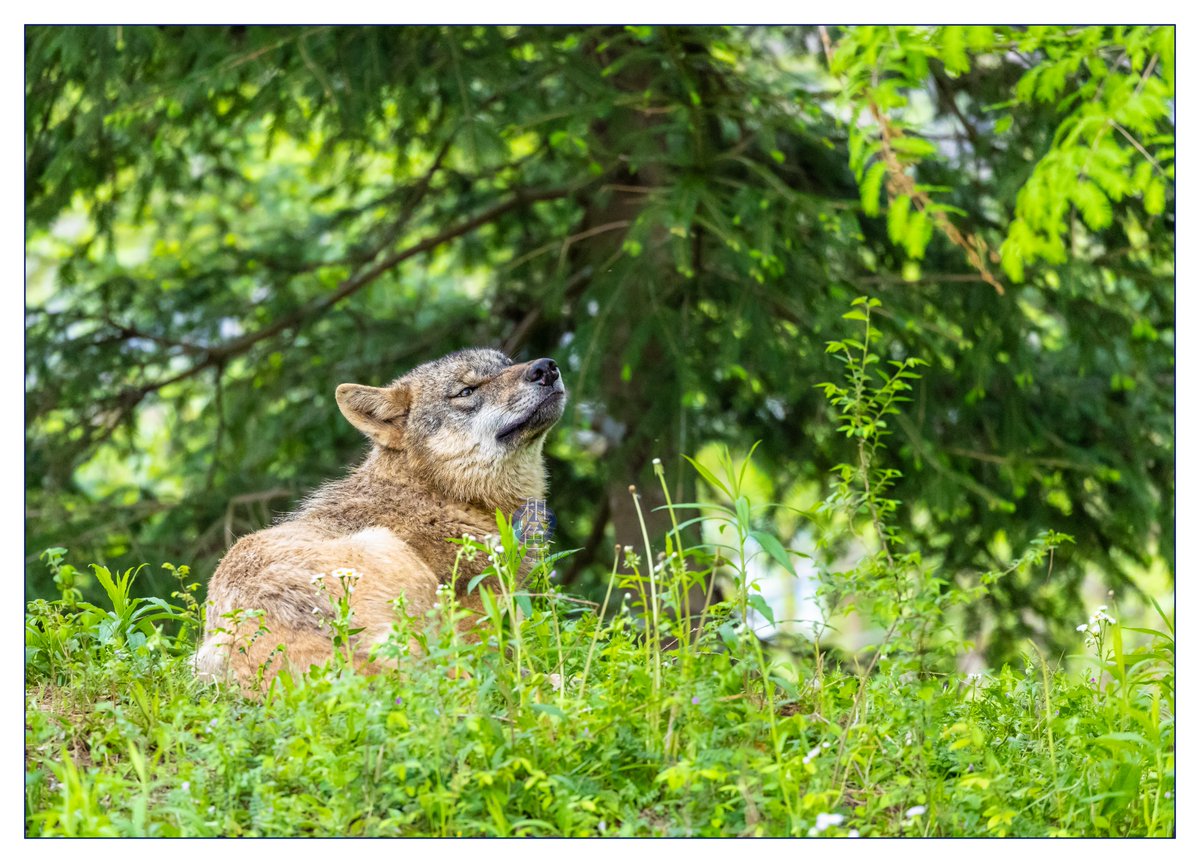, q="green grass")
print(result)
[24,474,1175,838]
[22,523,1176,837]
[25,301,1174,837]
